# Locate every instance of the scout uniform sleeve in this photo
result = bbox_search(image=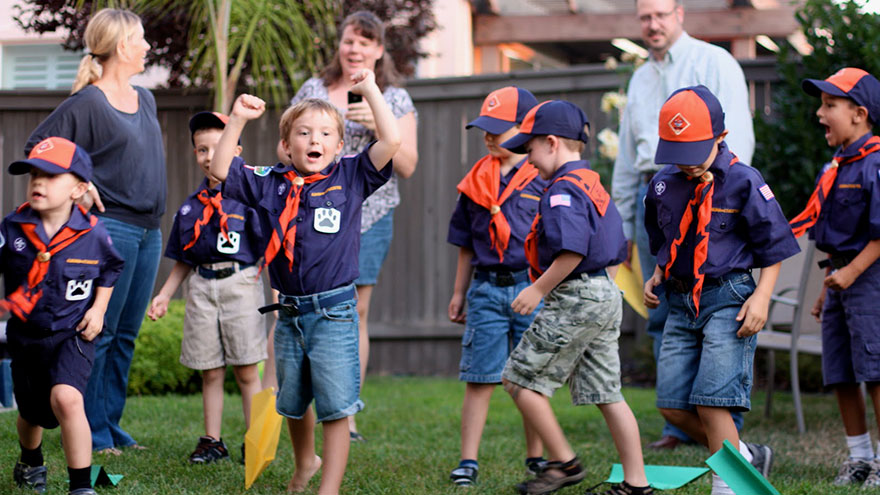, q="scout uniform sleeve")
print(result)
[739,169,800,267]
[222,156,262,207]
[352,143,393,197]
[541,182,595,258]
[867,159,880,240]
[643,178,666,257]
[447,194,474,250]
[164,207,187,263]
